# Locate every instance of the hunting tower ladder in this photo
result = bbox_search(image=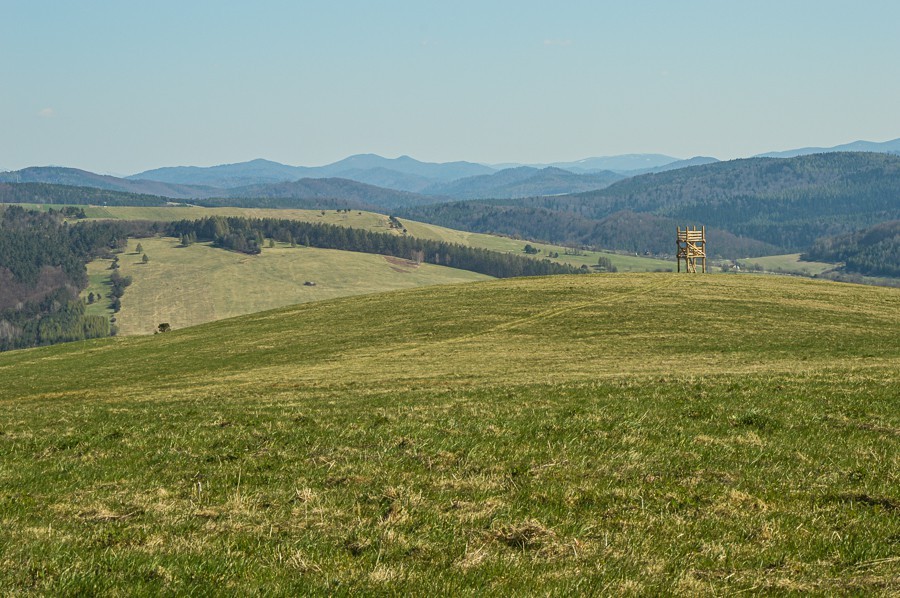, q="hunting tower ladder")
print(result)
[676,226,706,273]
